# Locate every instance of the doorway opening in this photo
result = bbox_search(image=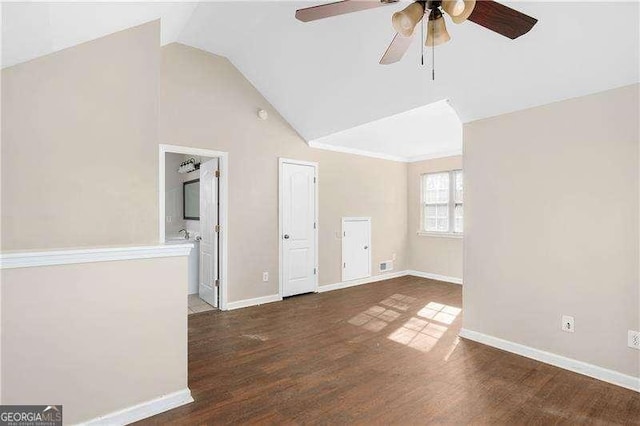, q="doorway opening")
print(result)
[159,144,229,311]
